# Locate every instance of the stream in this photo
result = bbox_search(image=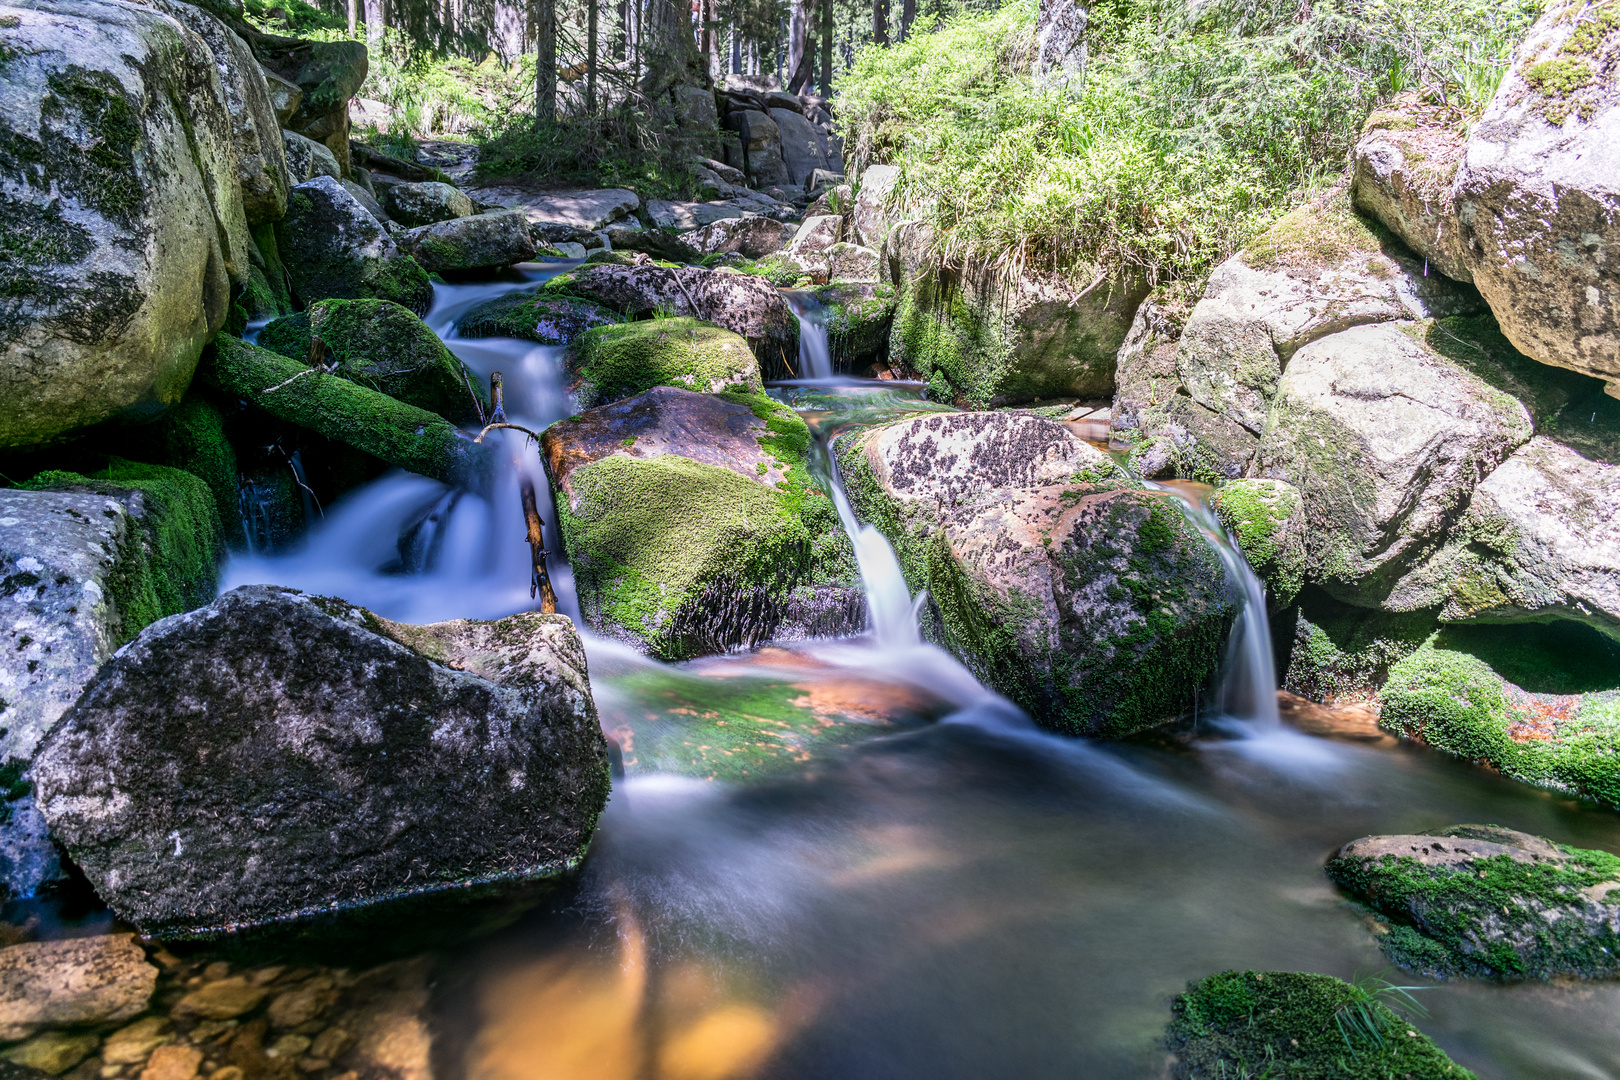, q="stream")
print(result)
[221,267,1620,1080]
